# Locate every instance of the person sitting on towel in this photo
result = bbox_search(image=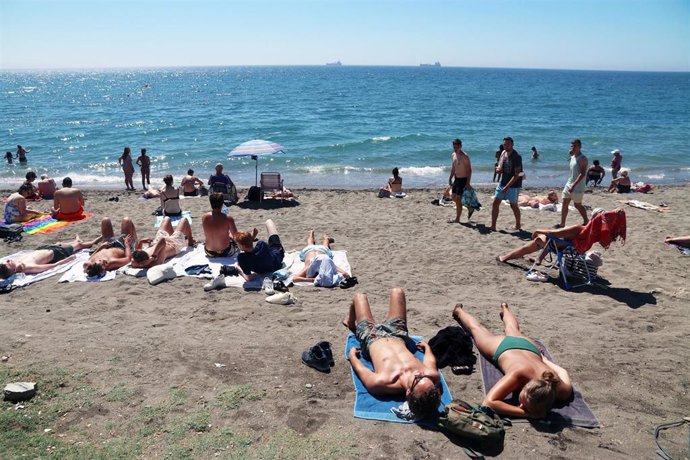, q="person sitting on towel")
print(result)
[83,217,139,277]
[0,234,102,279]
[378,167,403,197]
[517,190,558,208]
[452,302,573,418]
[234,219,285,281]
[51,177,85,220]
[607,169,632,193]
[131,216,194,269]
[344,288,441,419]
[291,229,350,286]
[202,193,239,258]
[4,184,42,224]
